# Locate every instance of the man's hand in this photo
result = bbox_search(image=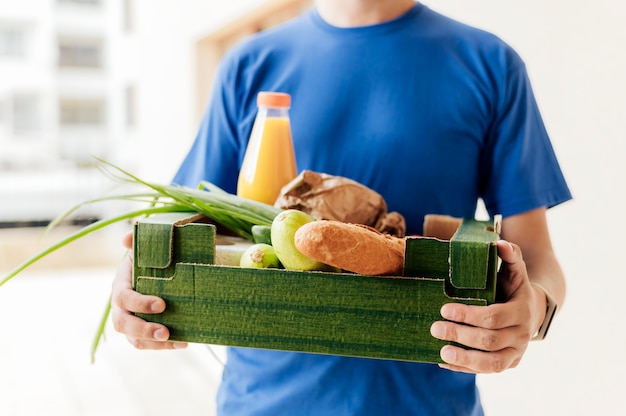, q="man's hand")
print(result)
[110,232,188,350]
[429,240,547,373]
